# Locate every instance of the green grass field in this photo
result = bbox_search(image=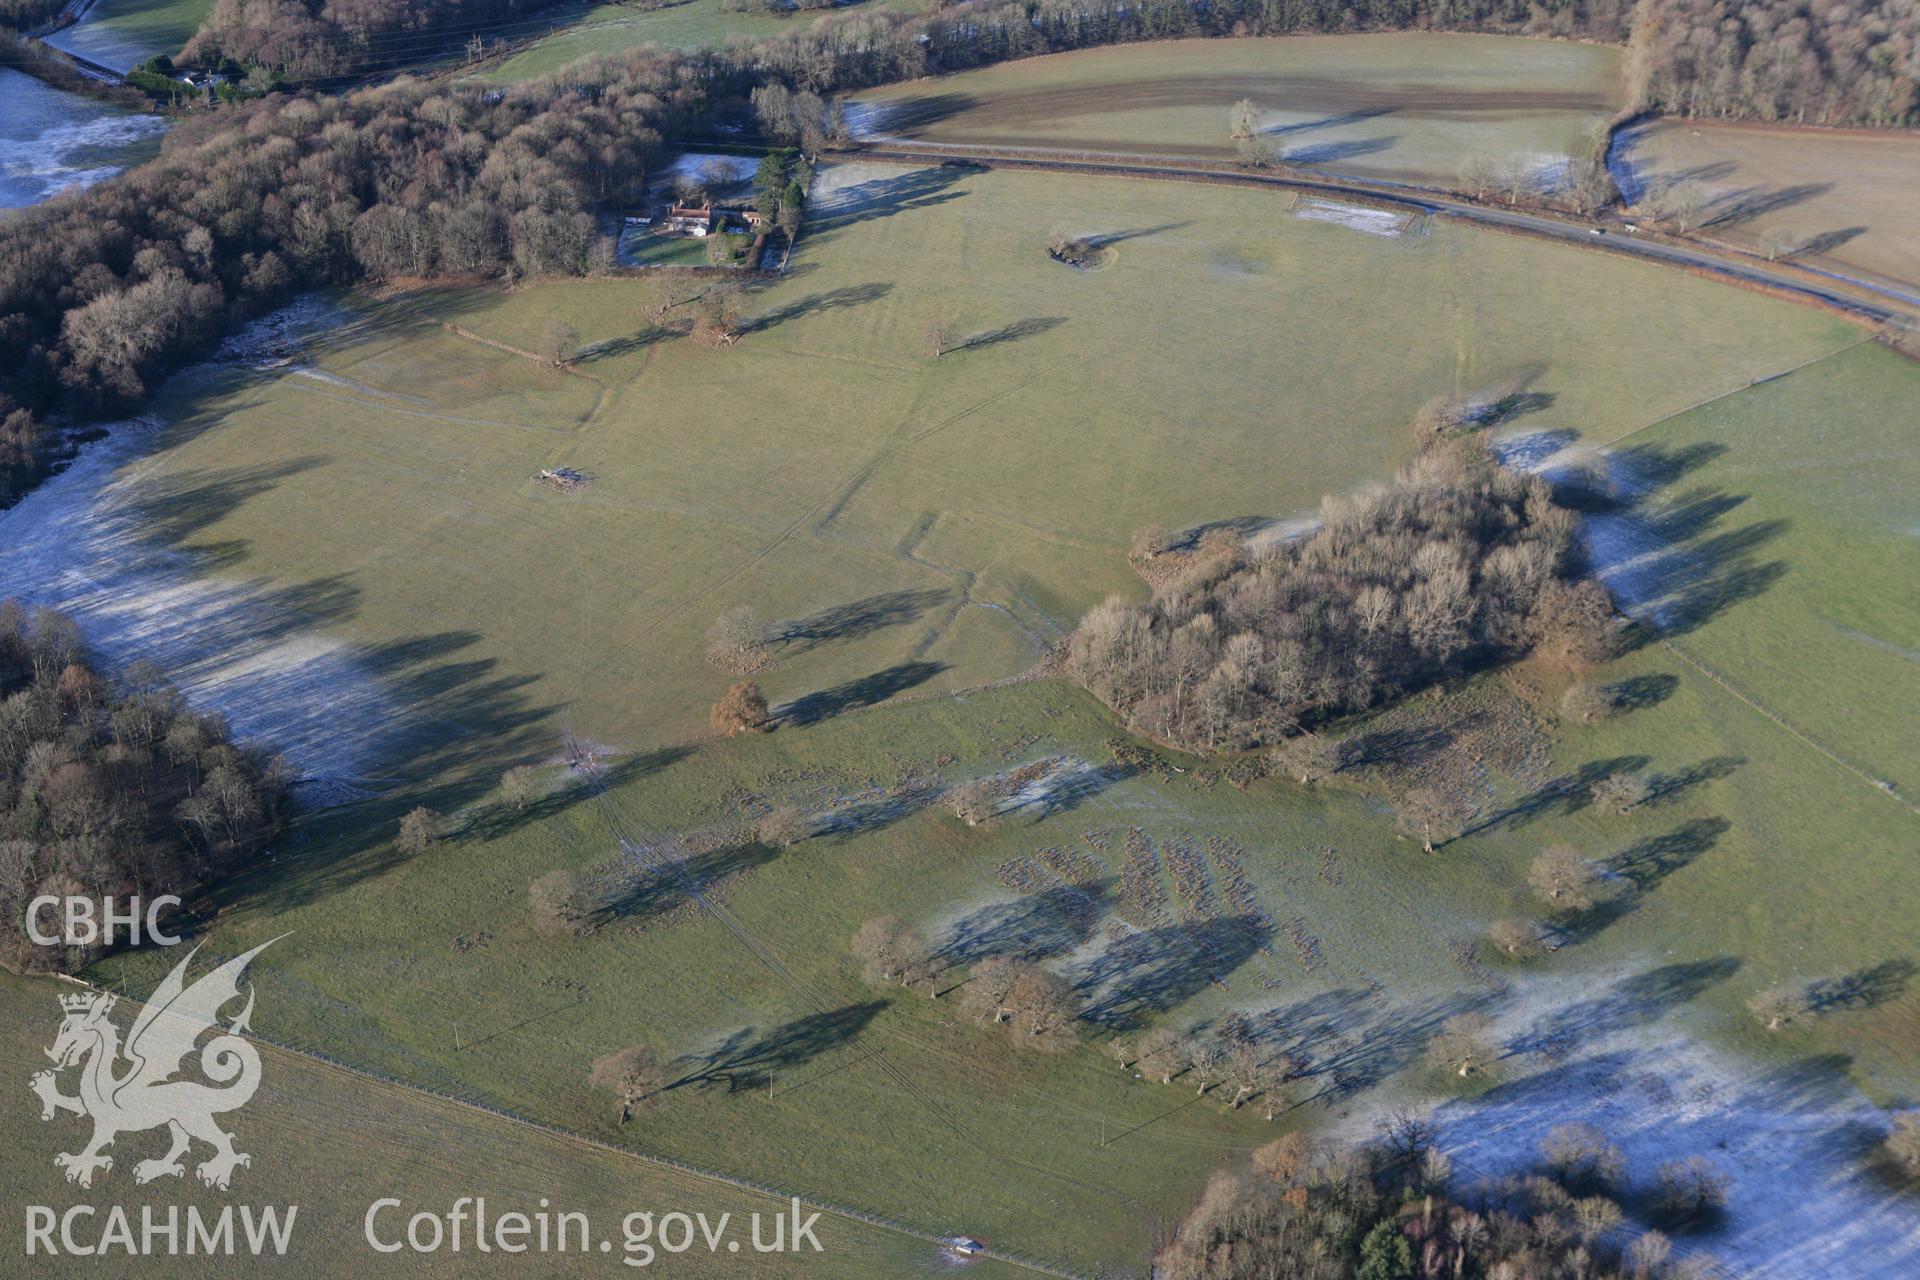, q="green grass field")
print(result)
[1587,339,1920,799]
[45,0,211,68]
[480,0,933,82]
[0,977,1032,1278]
[1619,119,1920,295]
[849,34,1625,186]
[27,156,1917,1270]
